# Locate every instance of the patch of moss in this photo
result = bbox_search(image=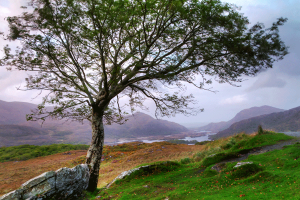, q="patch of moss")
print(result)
[119,161,180,183]
[231,163,262,179]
